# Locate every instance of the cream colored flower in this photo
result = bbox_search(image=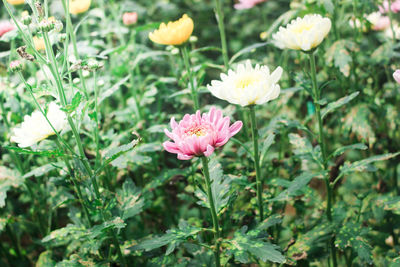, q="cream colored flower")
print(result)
[366,12,390,31]
[69,0,91,15]
[272,14,331,51]
[11,102,67,147]
[149,14,194,45]
[207,60,283,107]
[33,36,45,51]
